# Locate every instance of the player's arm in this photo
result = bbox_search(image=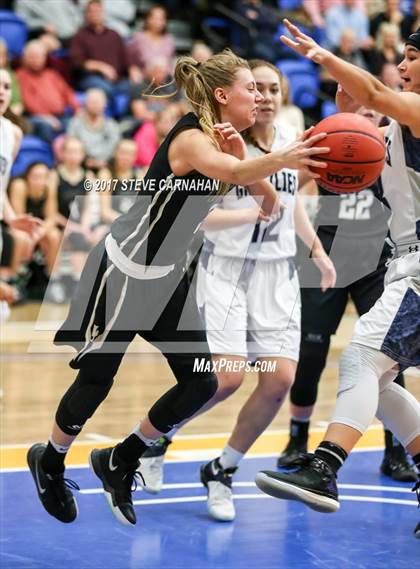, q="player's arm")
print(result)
[201,206,270,231]
[294,193,336,291]
[281,19,419,131]
[171,128,328,215]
